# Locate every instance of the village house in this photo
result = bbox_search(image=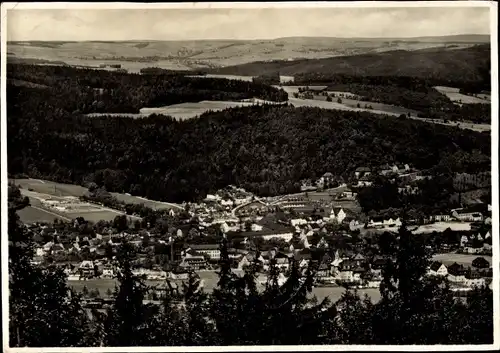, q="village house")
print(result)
[471,256,490,270]
[101,267,114,278]
[290,218,308,227]
[178,256,209,271]
[357,175,373,187]
[236,252,263,270]
[428,261,448,277]
[354,167,371,179]
[463,240,484,254]
[464,271,486,288]
[351,253,366,267]
[391,164,411,174]
[316,263,331,278]
[451,205,486,222]
[430,214,453,222]
[367,217,402,229]
[186,244,221,261]
[294,248,313,268]
[79,260,95,276]
[361,271,382,288]
[250,223,263,231]
[446,263,466,284]
[483,238,492,253]
[370,256,388,277]
[323,207,347,224]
